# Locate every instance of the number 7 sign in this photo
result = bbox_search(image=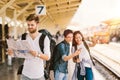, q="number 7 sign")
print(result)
[35,5,46,15]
